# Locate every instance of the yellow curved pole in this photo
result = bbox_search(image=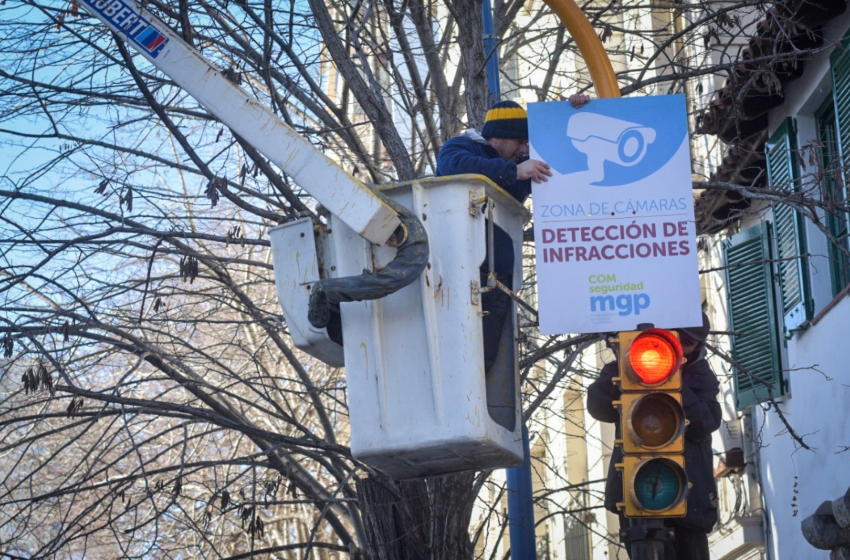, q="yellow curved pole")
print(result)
[542,0,621,99]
